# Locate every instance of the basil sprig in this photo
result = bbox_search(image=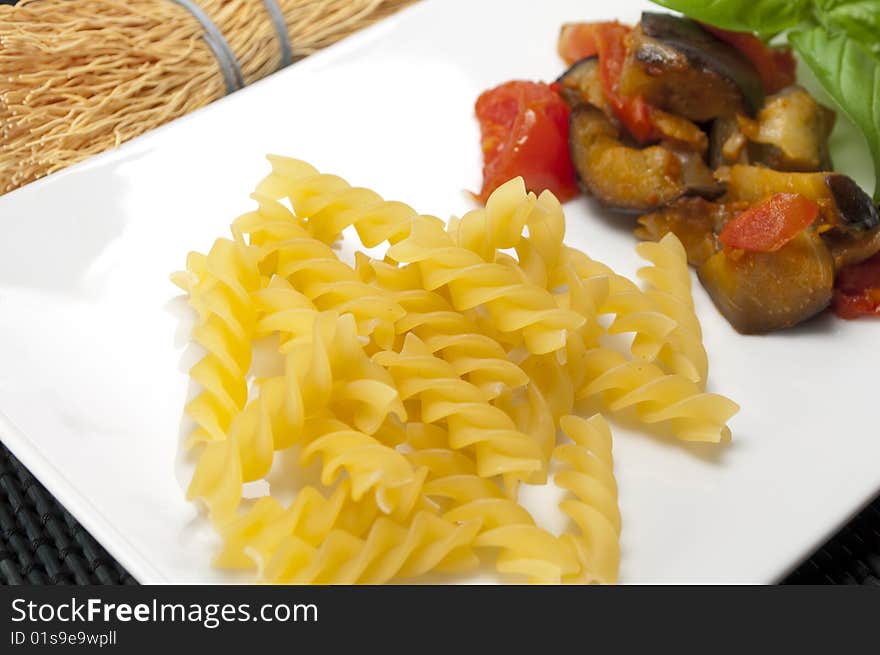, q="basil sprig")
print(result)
[651,0,880,202]
[649,0,812,37]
